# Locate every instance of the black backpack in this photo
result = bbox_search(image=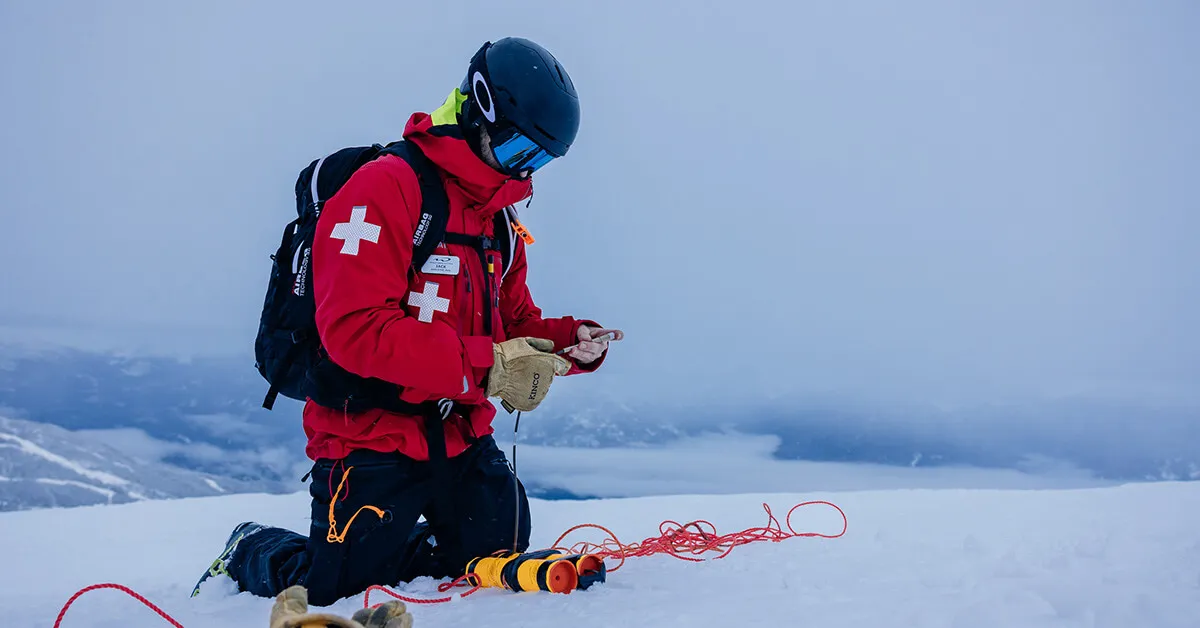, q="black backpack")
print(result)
[254,140,517,412]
